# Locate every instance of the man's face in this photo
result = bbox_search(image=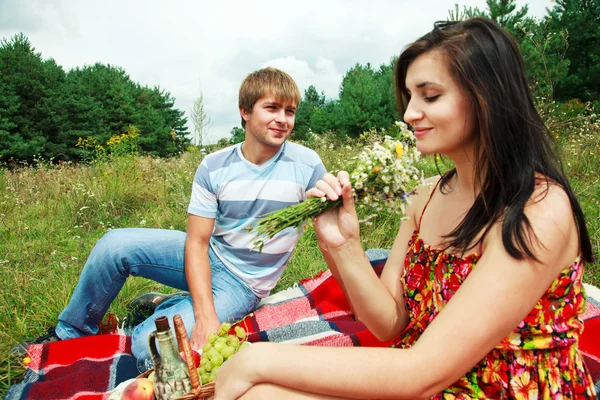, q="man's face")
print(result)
[241,95,297,149]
